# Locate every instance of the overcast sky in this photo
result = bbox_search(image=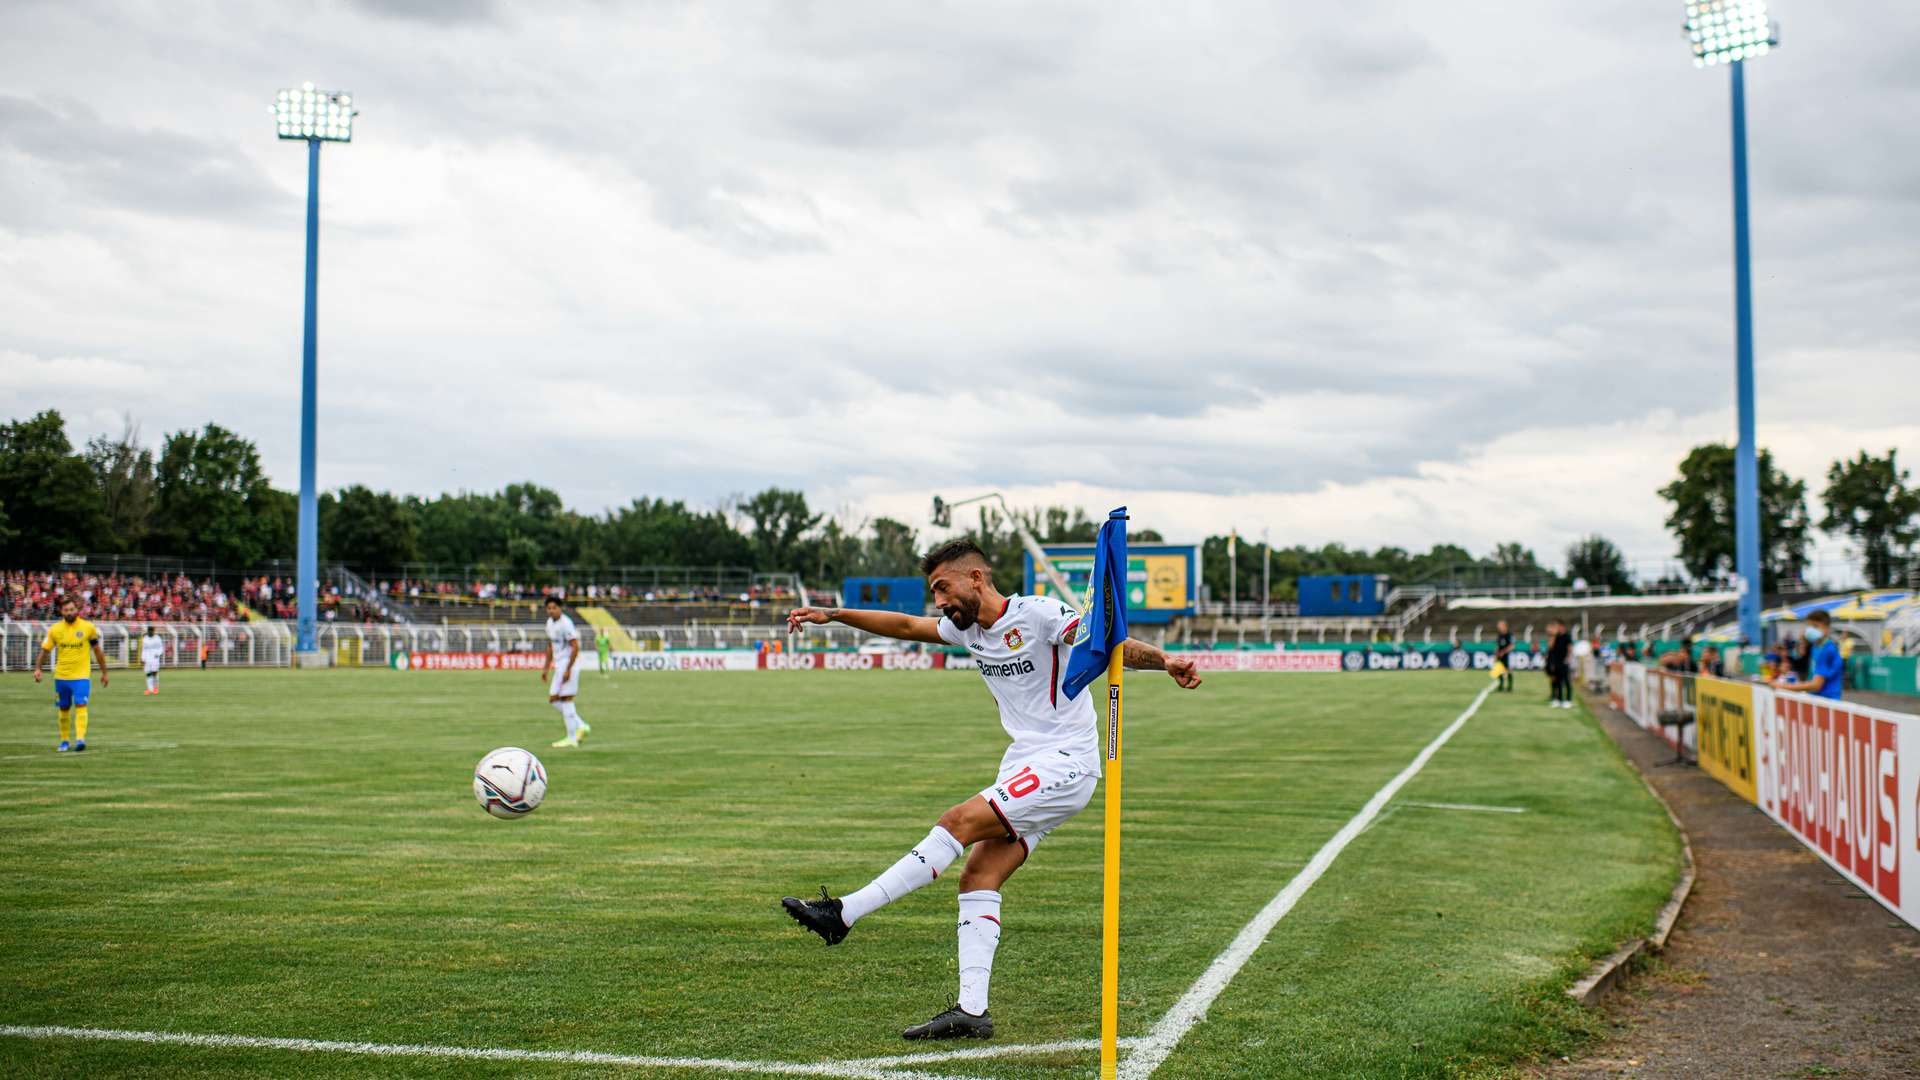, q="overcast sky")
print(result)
[3,1,1915,580]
